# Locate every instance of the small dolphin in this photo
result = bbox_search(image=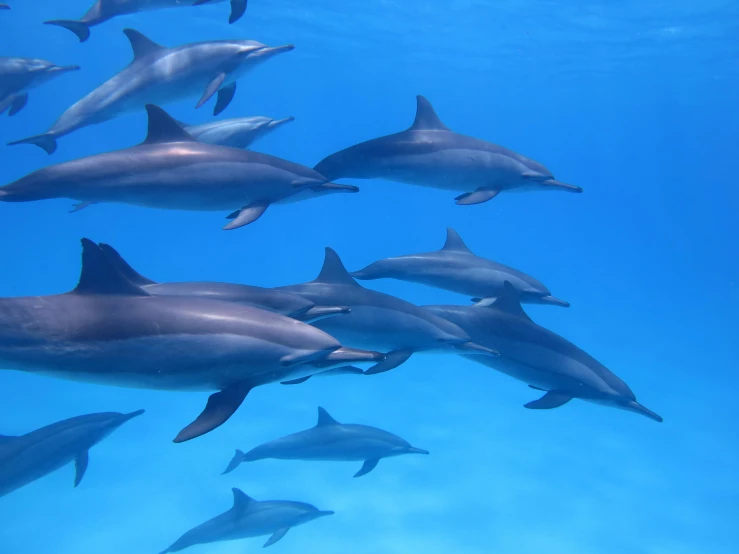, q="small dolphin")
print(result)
[1,105,357,230]
[0,410,144,497]
[9,29,292,154]
[352,228,569,307]
[98,241,350,322]
[277,247,498,376]
[223,407,429,477]
[425,282,662,422]
[314,95,581,204]
[180,115,294,149]
[0,239,383,443]
[45,0,247,43]
[160,488,333,553]
[0,57,79,117]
